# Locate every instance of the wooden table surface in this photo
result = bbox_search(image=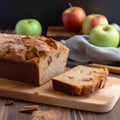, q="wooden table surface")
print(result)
[0,29,120,120]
